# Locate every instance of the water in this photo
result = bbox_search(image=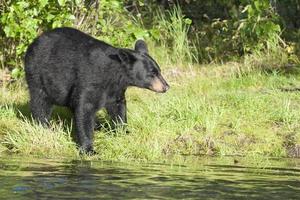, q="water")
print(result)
[0,157,299,199]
